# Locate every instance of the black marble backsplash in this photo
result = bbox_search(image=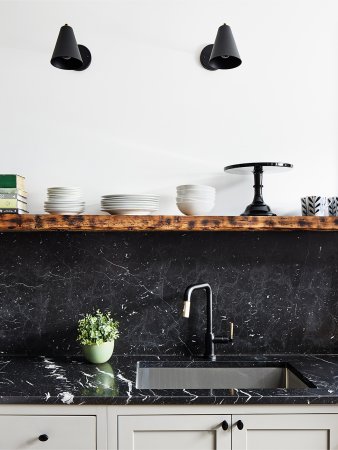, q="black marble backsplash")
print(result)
[0,231,337,356]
